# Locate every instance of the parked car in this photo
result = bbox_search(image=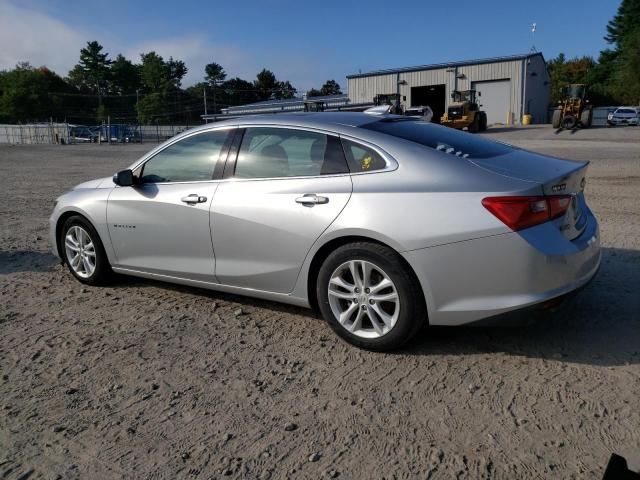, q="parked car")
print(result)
[68,125,98,143]
[607,106,640,126]
[49,113,601,350]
